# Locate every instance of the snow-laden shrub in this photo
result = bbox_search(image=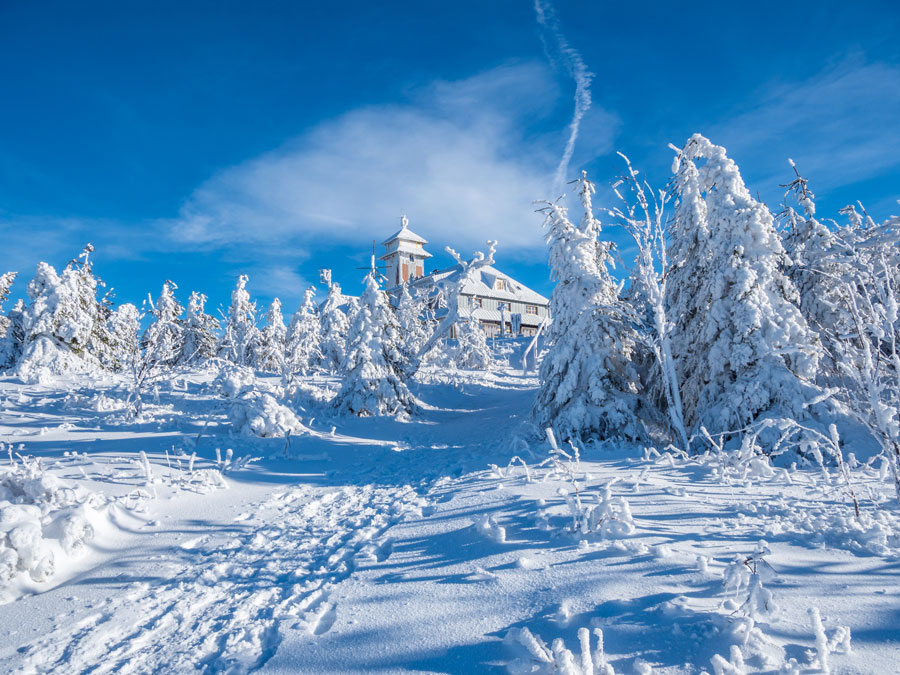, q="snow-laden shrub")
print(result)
[214,365,257,399]
[230,392,306,438]
[504,626,614,675]
[563,484,635,539]
[451,316,493,370]
[0,452,96,589]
